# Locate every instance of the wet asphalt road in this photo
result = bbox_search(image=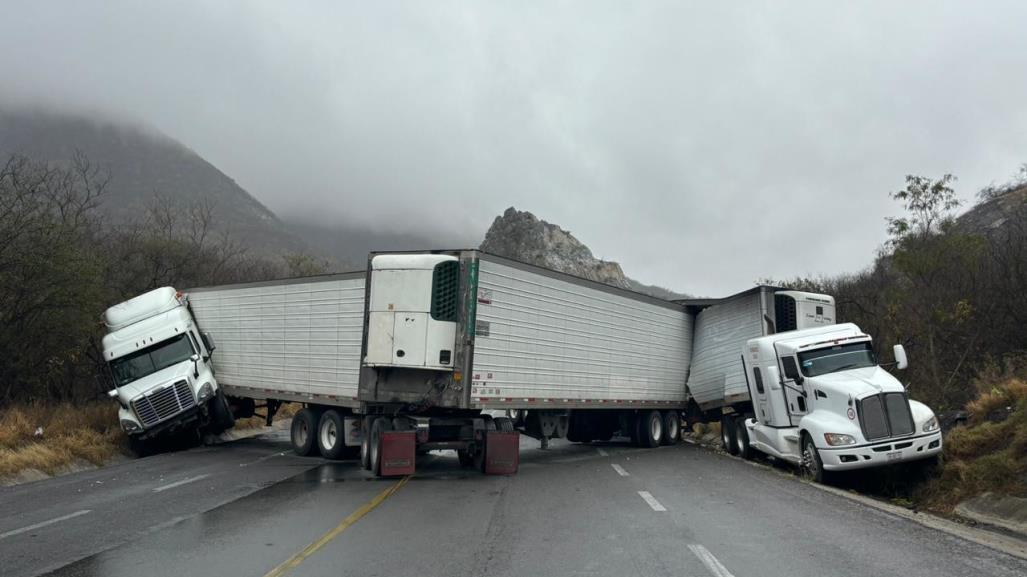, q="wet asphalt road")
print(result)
[2,430,1026,577]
